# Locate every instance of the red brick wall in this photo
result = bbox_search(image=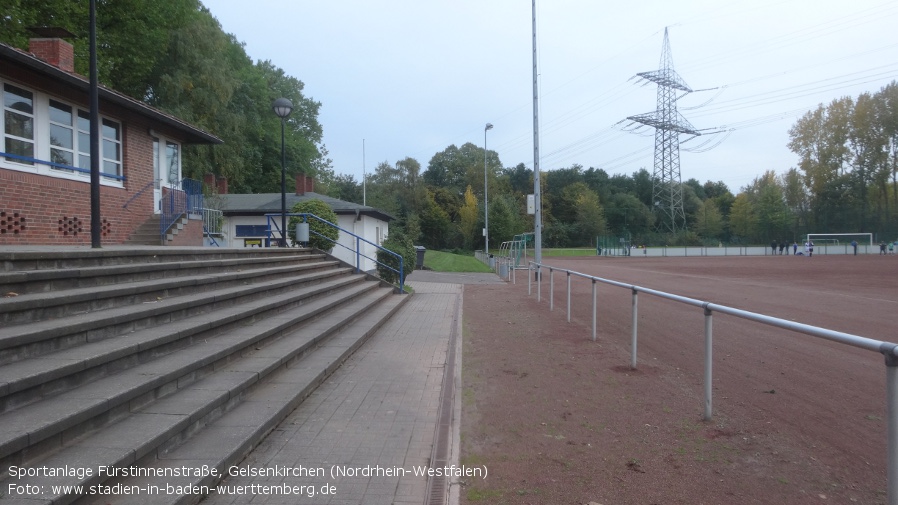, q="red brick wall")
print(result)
[167,219,203,247]
[0,123,156,245]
